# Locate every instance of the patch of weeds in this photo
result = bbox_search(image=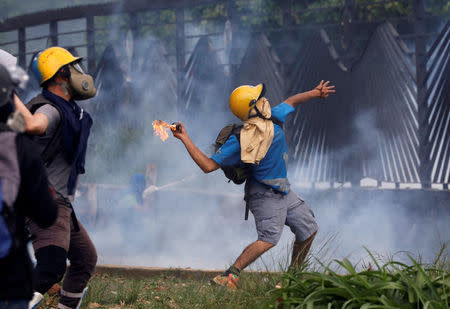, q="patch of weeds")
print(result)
[271,245,450,308]
[113,278,141,305]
